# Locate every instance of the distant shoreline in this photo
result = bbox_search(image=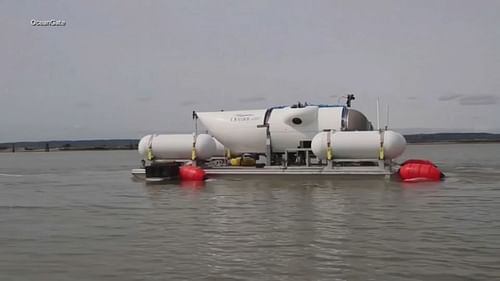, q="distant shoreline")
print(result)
[408,140,500,145]
[0,147,136,153]
[1,141,499,153]
[1,133,500,152]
